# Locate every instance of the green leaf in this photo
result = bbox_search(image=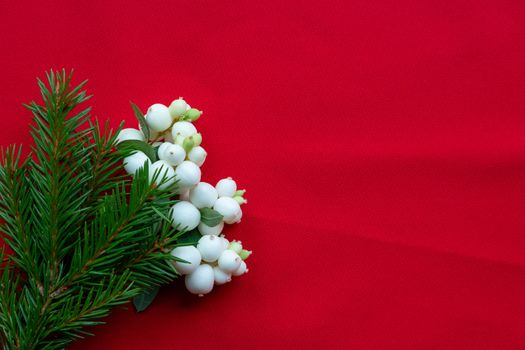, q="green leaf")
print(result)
[199,208,223,227]
[133,286,160,312]
[176,229,201,245]
[117,140,157,162]
[130,101,149,140]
